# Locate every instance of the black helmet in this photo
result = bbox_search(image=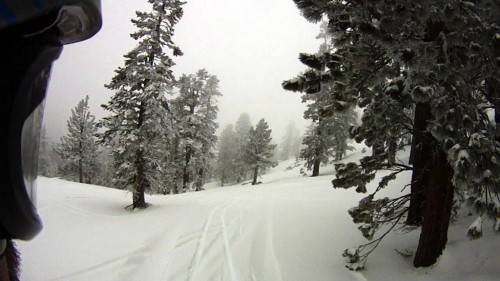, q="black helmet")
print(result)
[0,0,102,242]
[0,0,101,44]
